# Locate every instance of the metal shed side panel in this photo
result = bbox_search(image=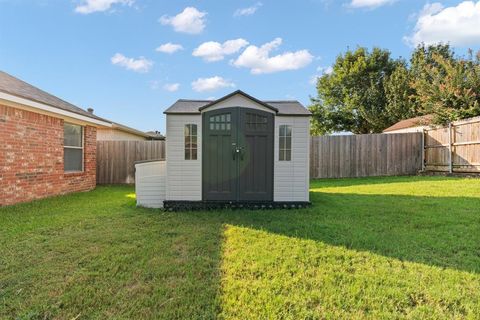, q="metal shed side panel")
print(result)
[274,116,310,202]
[135,161,166,208]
